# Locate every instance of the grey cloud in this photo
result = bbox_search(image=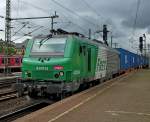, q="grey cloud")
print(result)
[122,0,150,29]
